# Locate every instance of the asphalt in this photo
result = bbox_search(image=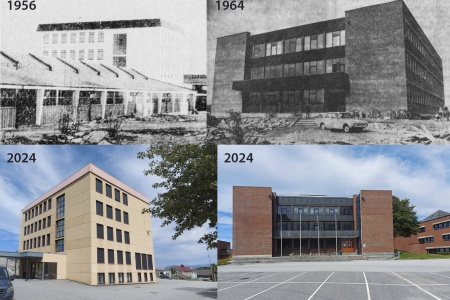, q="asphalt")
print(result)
[218,260,450,300]
[12,278,217,300]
